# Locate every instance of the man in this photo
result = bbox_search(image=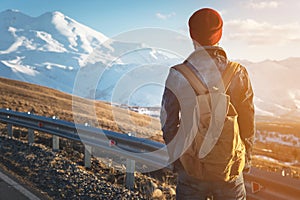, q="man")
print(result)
[160,8,255,200]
